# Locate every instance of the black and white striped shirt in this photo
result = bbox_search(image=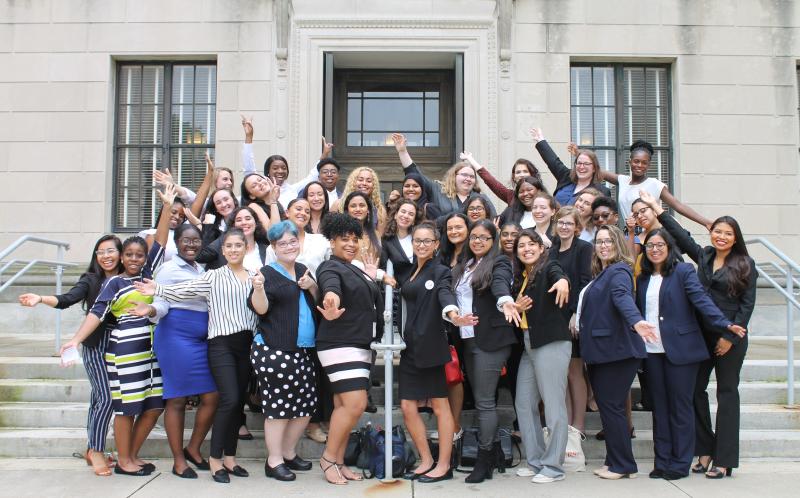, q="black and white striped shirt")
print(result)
[155,265,258,339]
